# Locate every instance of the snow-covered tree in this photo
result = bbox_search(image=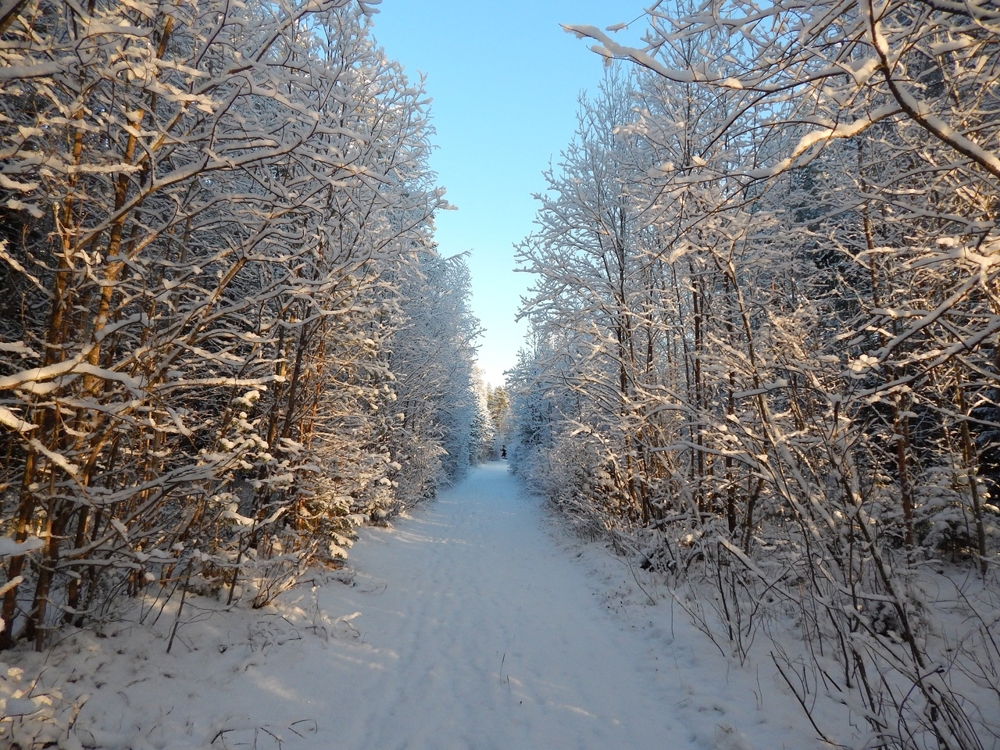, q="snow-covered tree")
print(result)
[382,252,482,506]
[0,0,458,649]
[518,7,1000,746]
[469,369,497,463]
[486,384,510,452]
